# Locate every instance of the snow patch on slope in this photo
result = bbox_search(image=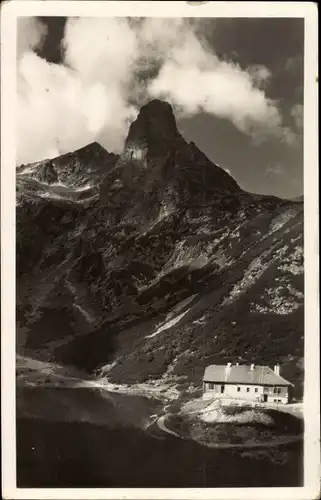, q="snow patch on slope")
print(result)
[74,304,95,323]
[40,191,98,203]
[146,308,191,338]
[193,312,210,326]
[65,279,95,323]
